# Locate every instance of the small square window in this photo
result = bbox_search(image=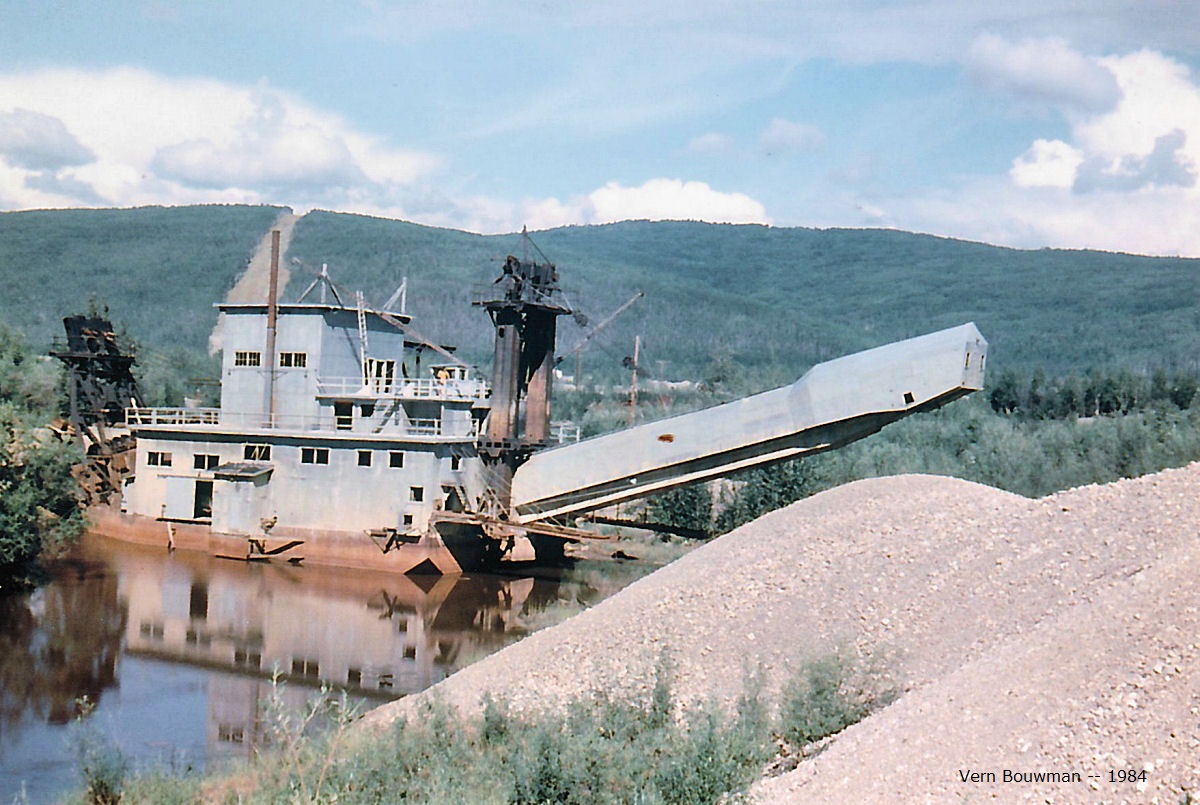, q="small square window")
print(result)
[279,352,307,368]
[194,453,219,470]
[389,451,405,468]
[244,444,271,461]
[147,451,172,467]
[402,514,414,526]
[409,486,424,502]
[358,450,372,467]
[301,447,330,465]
